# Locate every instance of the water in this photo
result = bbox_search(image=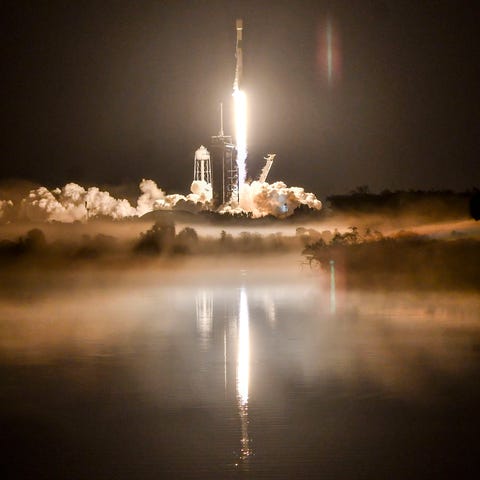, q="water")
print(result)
[1,259,480,479]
